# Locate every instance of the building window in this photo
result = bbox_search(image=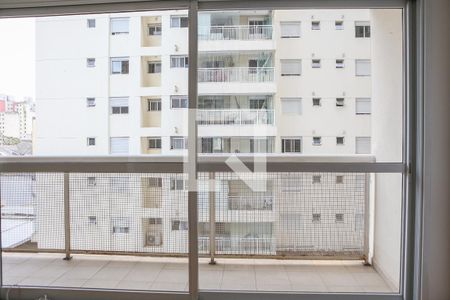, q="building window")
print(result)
[87,137,96,146]
[312,98,321,106]
[148,61,161,74]
[312,213,321,222]
[171,137,187,150]
[112,217,130,234]
[170,179,185,190]
[144,177,162,188]
[336,175,344,184]
[335,213,345,222]
[86,58,95,68]
[148,99,161,111]
[111,57,129,74]
[336,98,345,107]
[171,95,188,108]
[356,98,371,114]
[87,19,96,28]
[111,17,129,35]
[282,138,302,153]
[355,136,371,154]
[336,136,345,145]
[311,59,321,68]
[311,20,320,30]
[336,59,345,68]
[171,15,188,28]
[171,220,188,230]
[335,20,344,30]
[249,98,268,109]
[312,175,321,184]
[170,55,189,68]
[281,59,301,76]
[110,97,129,114]
[148,23,161,35]
[86,97,96,107]
[281,98,301,114]
[88,216,97,225]
[148,137,161,149]
[313,136,322,146]
[110,137,129,155]
[355,21,370,38]
[280,21,301,38]
[356,59,371,76]
[87,177,96,187]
